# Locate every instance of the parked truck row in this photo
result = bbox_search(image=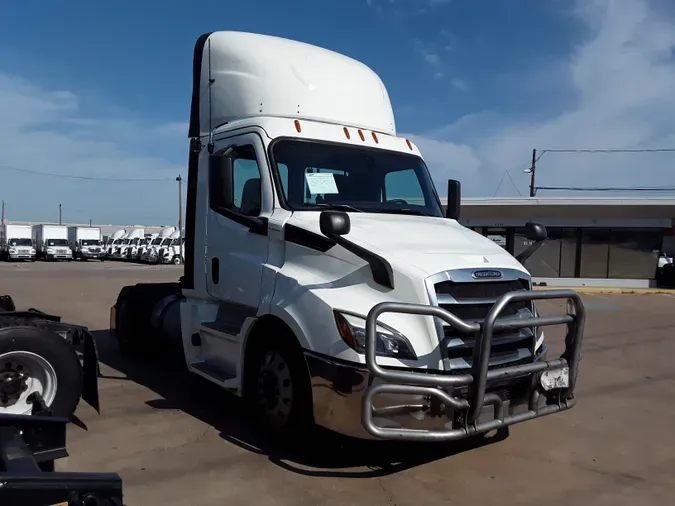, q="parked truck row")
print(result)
[1,224,104,262]
[0,223,184,265]
[104,226,184,264]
